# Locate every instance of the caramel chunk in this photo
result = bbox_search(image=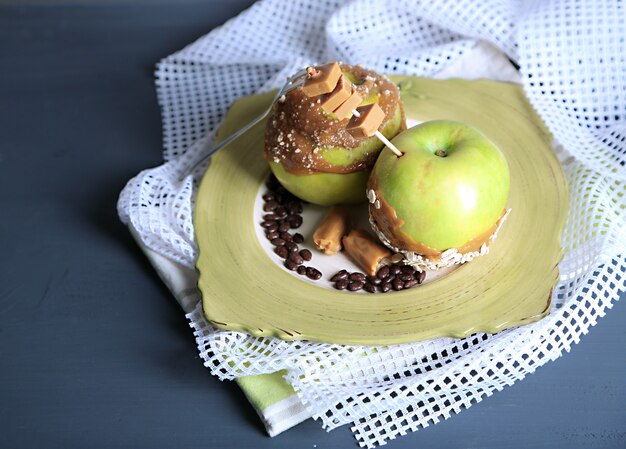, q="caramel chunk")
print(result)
[346,103,385,138]
[313,206,350,255]
[342,229,392,276]
[333,88,363,120]
[320,75,352,114]
[302,62,342,97]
